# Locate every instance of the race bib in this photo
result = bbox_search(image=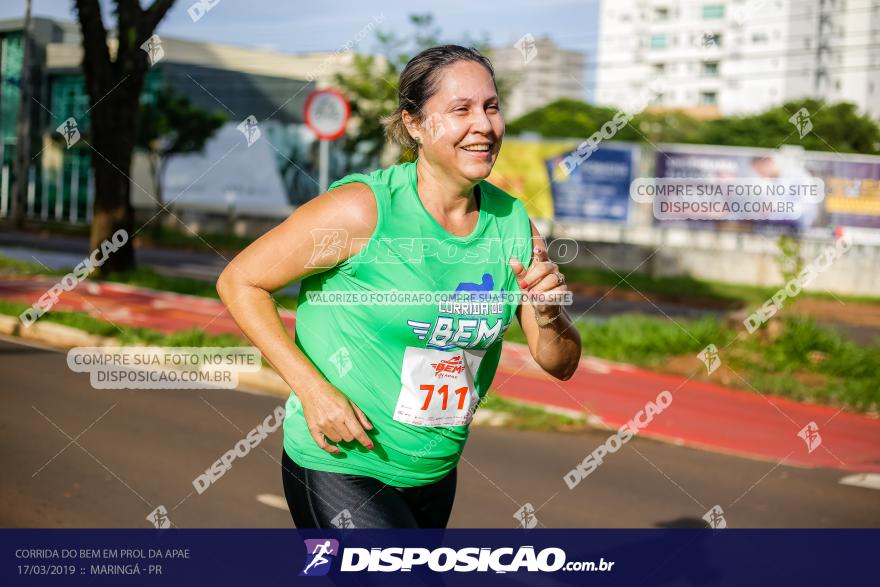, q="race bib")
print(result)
[393,346,486,427]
